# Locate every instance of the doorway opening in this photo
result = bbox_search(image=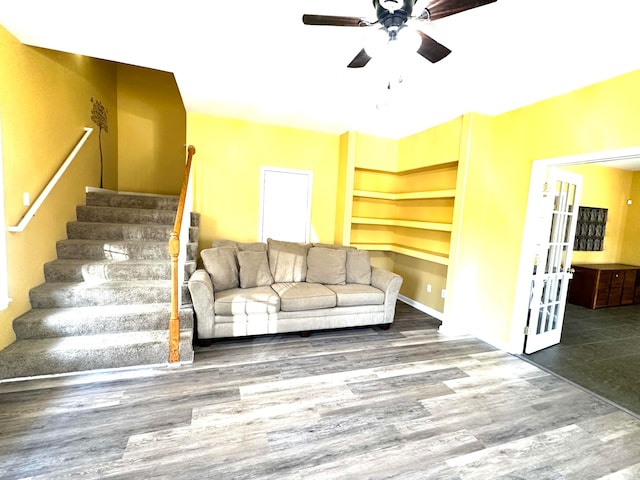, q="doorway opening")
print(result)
[511,146,640,354]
